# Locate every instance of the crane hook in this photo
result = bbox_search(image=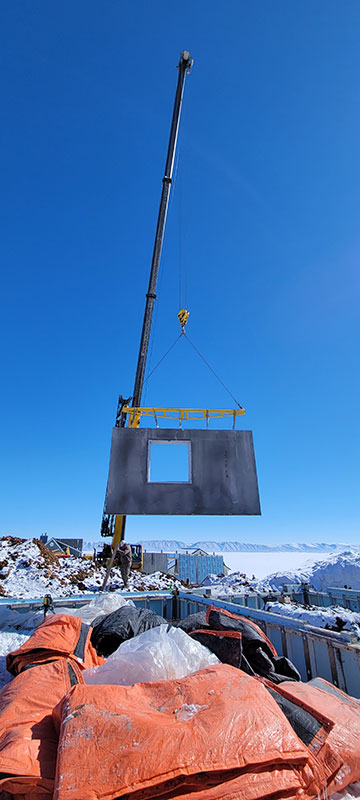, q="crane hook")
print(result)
[178,308,189,333]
